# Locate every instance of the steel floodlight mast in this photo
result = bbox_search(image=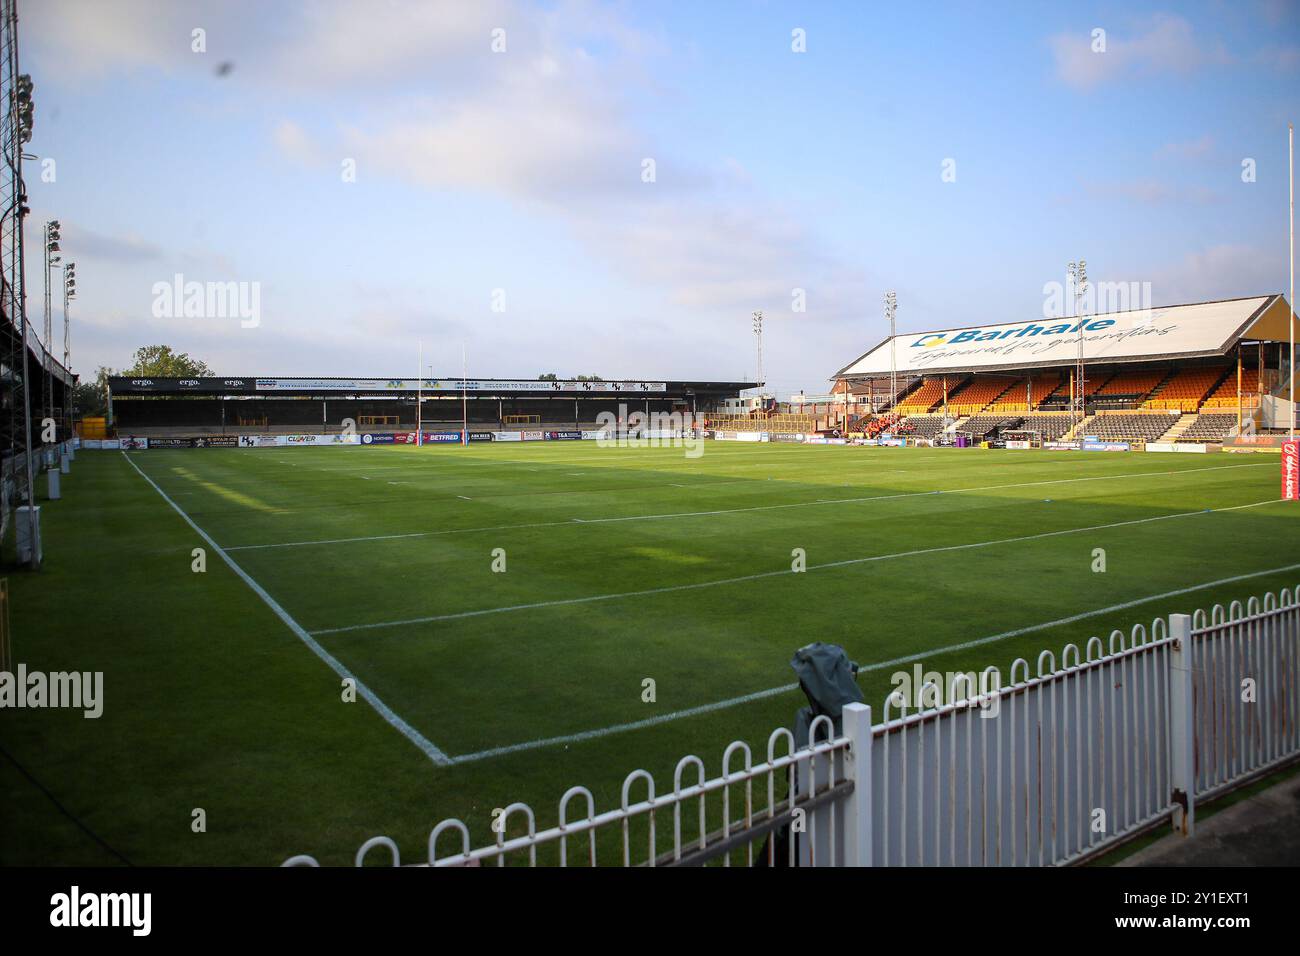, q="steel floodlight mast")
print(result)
[41,218,57,442]
[1067,260,1088,430]
[62,259,73,368]
[884,291,897,414]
